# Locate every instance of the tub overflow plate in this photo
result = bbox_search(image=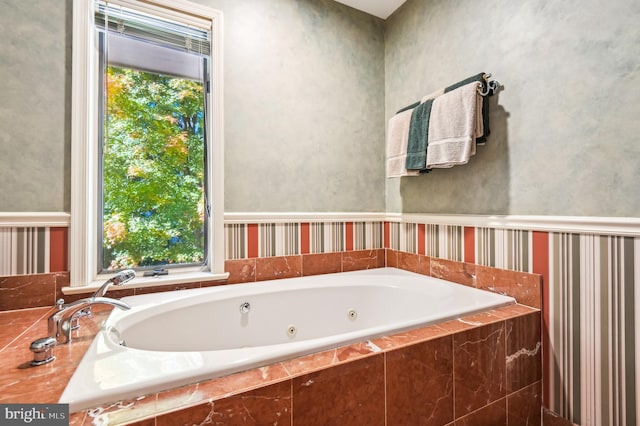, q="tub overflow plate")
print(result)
[287,325,297,337]
[347,308,358,320]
